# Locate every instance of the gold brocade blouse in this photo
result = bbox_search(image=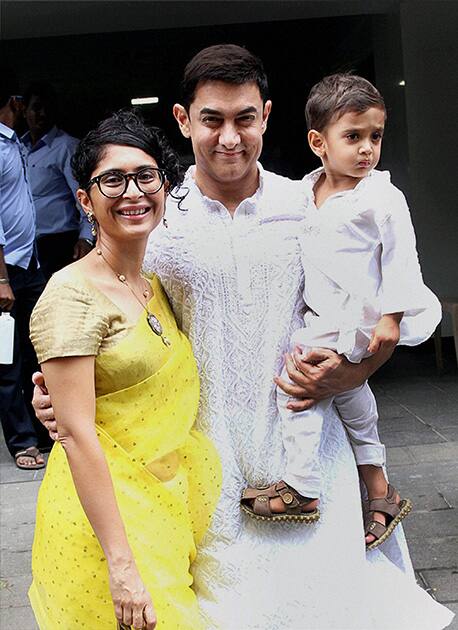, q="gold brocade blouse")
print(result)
[30,266,177,396]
